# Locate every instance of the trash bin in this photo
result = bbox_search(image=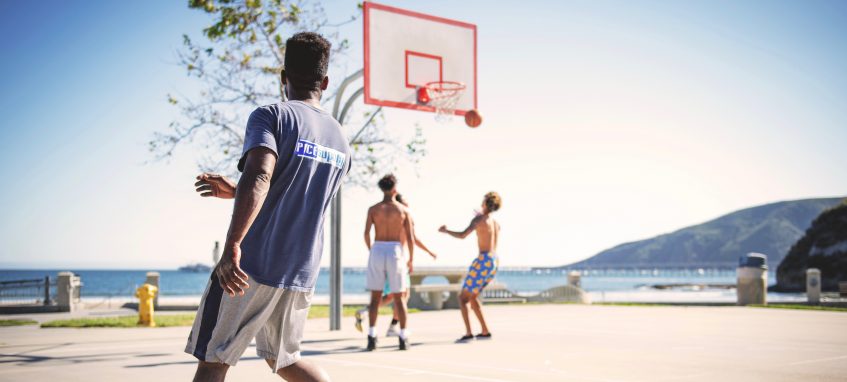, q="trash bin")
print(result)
[806,268,821,304]
[737,253,767,306]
